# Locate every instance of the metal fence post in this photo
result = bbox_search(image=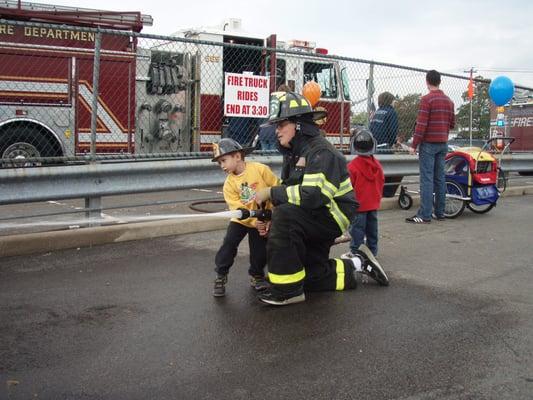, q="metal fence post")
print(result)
[192,52,201,152]
[87,29,103,223]
[367,62,375,122]
[90,29,102,160]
